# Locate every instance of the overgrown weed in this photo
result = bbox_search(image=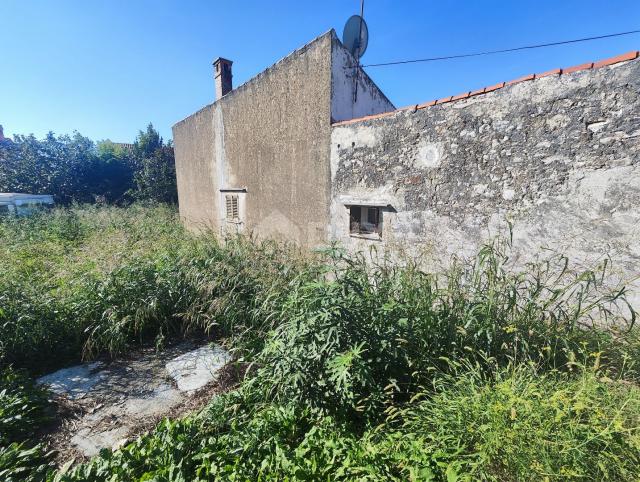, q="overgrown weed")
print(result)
[1,205,639,480]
